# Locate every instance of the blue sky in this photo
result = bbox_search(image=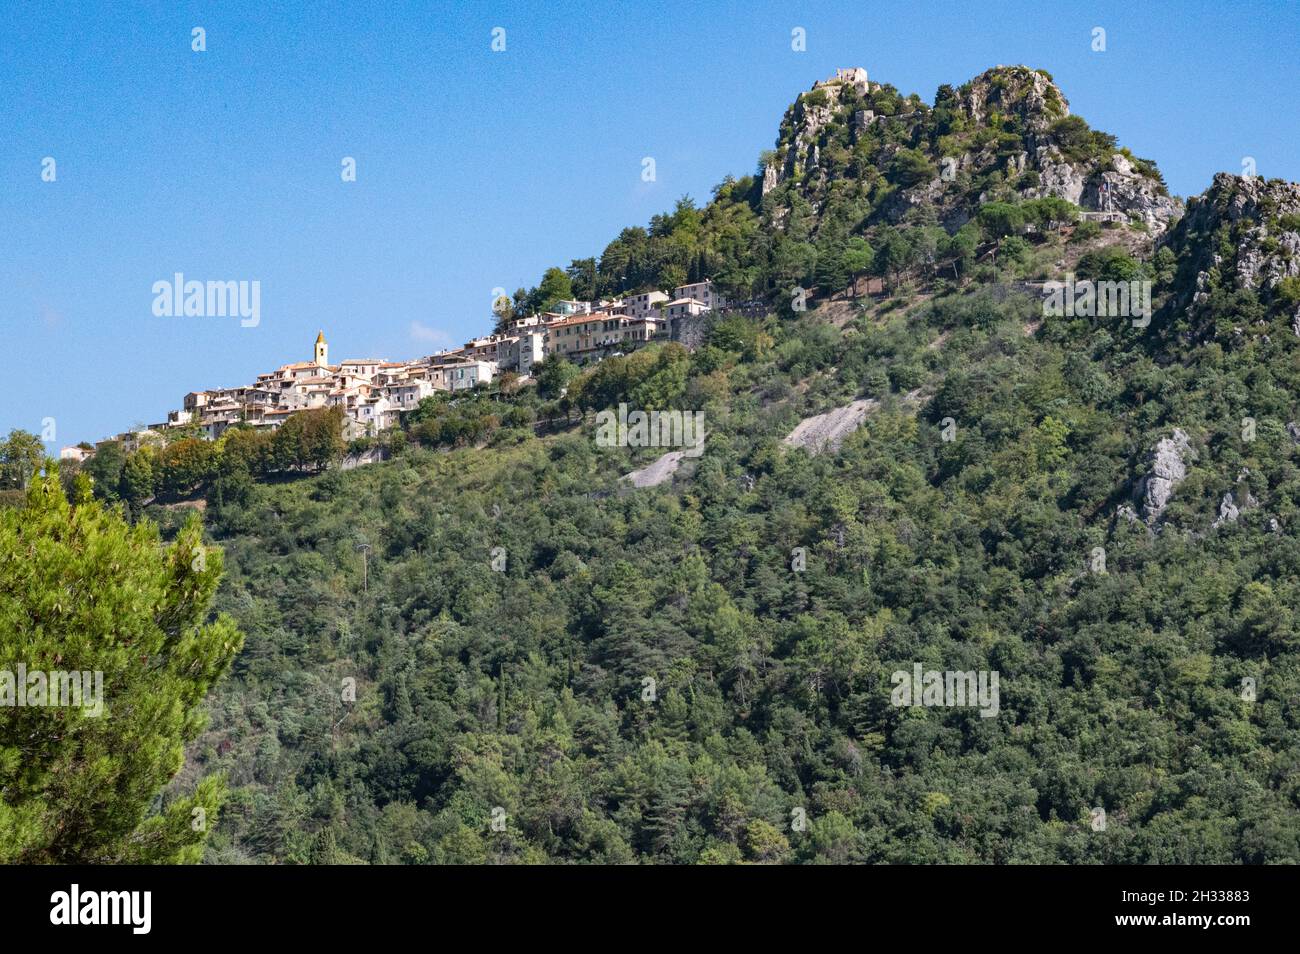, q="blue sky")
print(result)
[3,0,1298,445]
